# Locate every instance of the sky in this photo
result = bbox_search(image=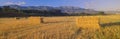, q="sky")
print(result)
[0,0,120,11]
